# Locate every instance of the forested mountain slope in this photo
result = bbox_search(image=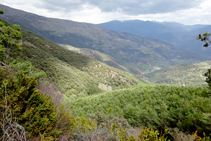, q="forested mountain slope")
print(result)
[143,61,211,87]
[0,19,144,96]
[66,84,211,136]
[59,44,130,72]
[0,4,210,76]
